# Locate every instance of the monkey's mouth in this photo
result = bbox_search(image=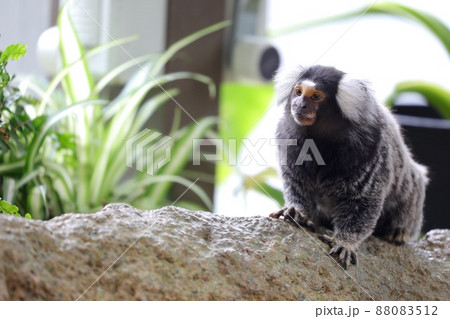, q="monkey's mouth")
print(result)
[293,113,316,126]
